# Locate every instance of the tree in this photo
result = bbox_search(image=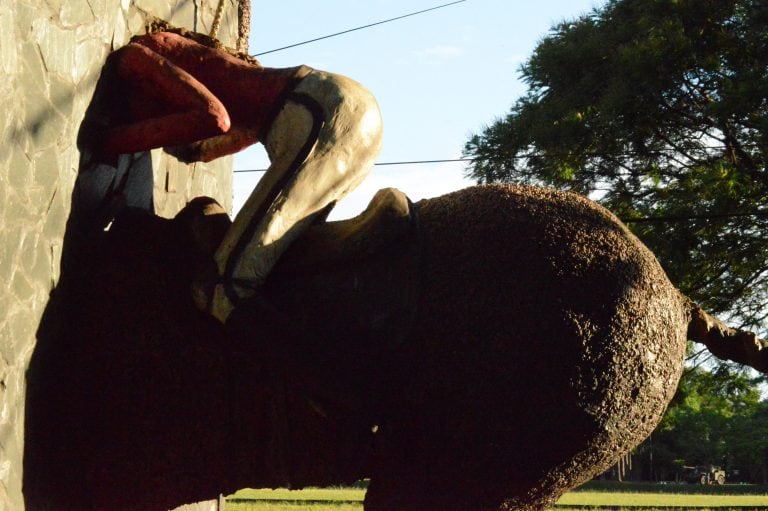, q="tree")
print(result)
[640,365,768,483]
[464,0,768,329]
[728,400,768,483]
